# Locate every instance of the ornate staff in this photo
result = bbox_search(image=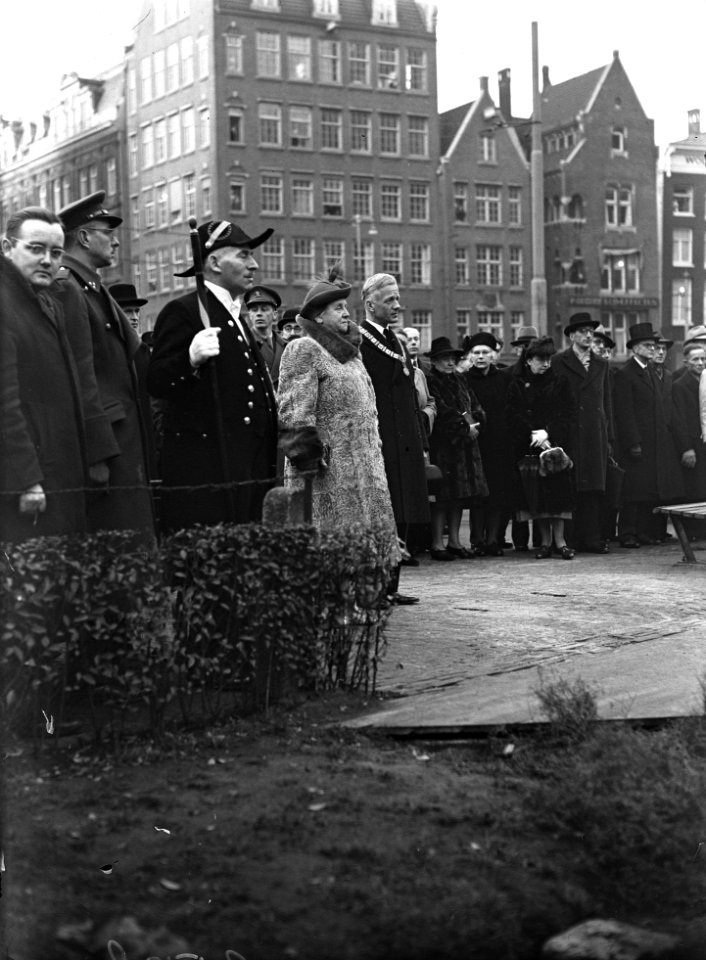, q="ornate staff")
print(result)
[187,216,237,520]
